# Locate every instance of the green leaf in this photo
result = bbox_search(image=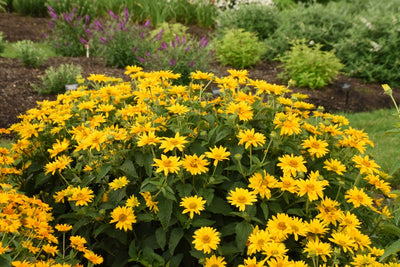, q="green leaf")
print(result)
[94,223,112,238]
[0,254,11,267]
[157,196,173,229]
[168,253,184,267]
[168,227,184,255]
[235,220,252,252]
[380,239,400,262]
[34,172,51,187]
[71,217,91,234]
[119,159,138,179]
[155,227,167,249]
[191,218,216,227]
[379,223,400,237]
[176,183,193,198]
[260,202,269,221]
[97,164,112,181]
[142,246,165,266]
[198,188,215,206]
[207,196,232,215]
